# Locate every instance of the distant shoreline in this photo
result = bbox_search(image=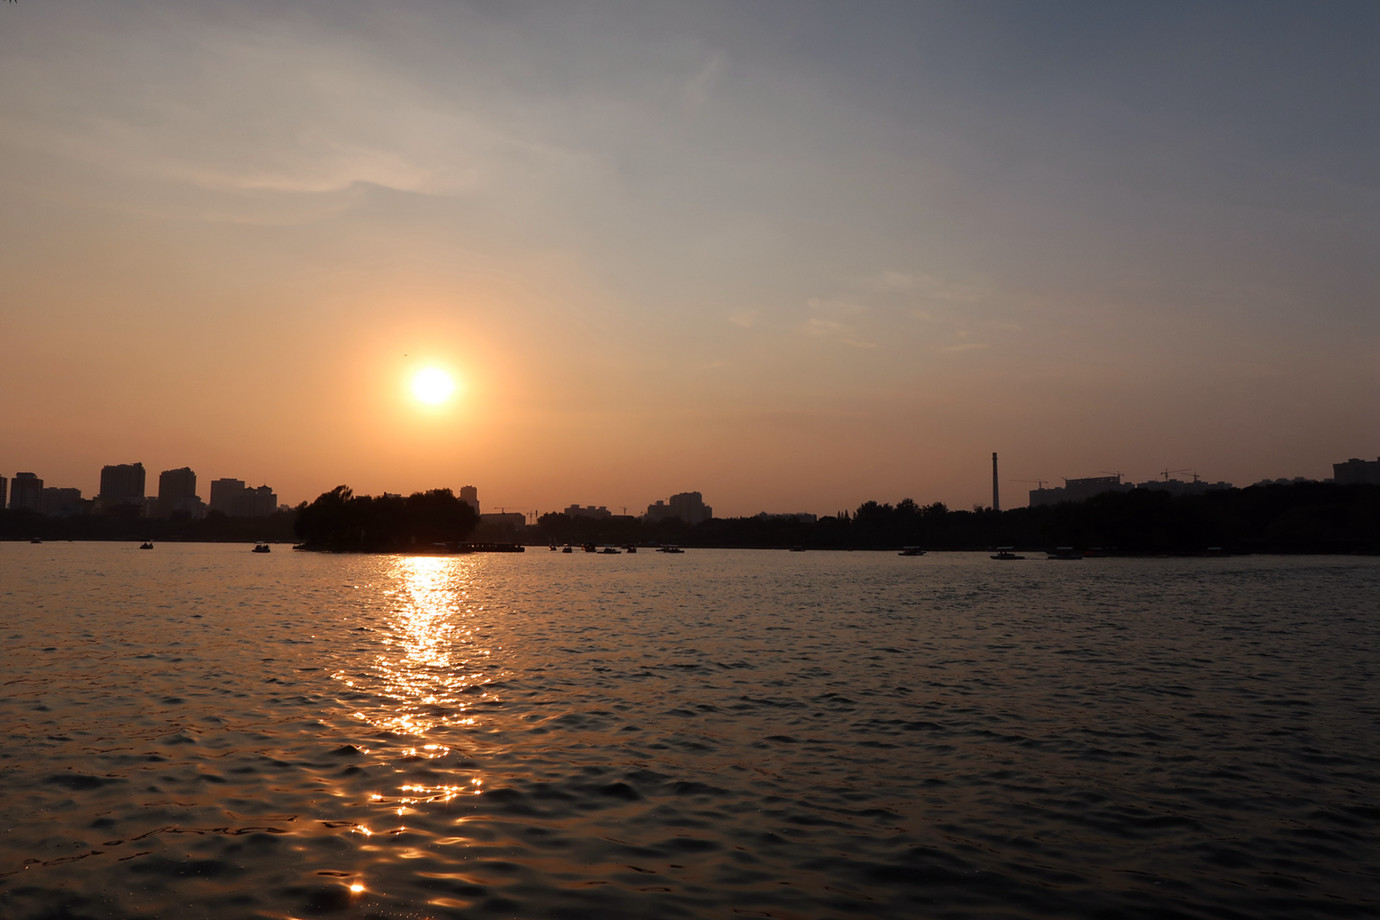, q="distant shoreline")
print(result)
[7,539,1378,560]
[5,482,1377,556]
[290,541,526,554]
